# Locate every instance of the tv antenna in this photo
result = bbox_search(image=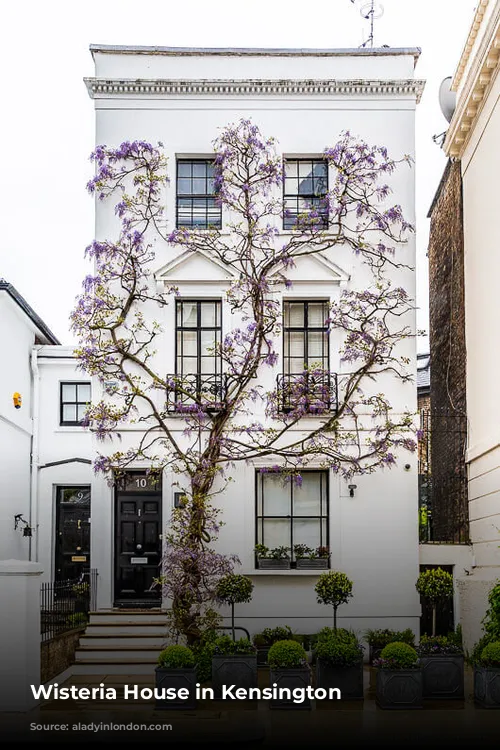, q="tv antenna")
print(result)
[350,1,385,48]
